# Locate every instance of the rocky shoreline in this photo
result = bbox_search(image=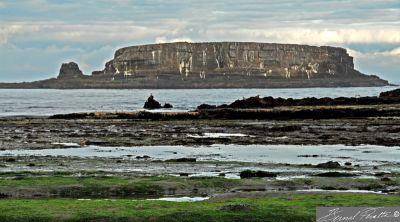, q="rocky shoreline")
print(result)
[1,88,400,217]
[1,88,399,149]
